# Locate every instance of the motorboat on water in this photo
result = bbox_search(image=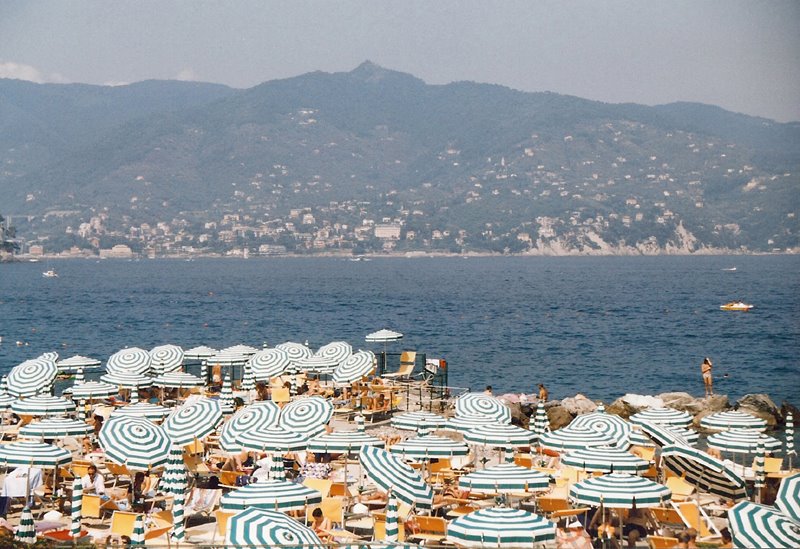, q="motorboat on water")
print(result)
[720,301,753,311]
[42,269,58,278]
[722,267,737,271]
